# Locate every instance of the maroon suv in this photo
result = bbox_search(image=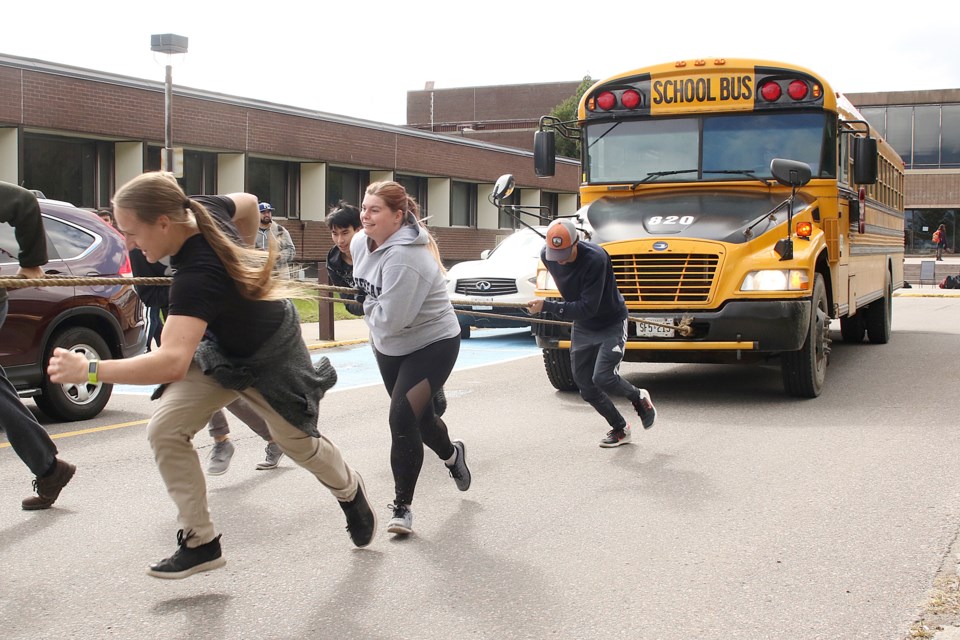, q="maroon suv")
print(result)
[0,199,146,421]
